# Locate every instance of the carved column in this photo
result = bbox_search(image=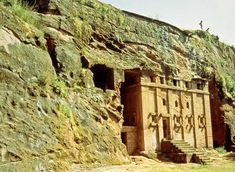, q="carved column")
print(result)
[155,87,160,150]
[203,94,213,148]
[192,92,198,148]
[179,91,184,140]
